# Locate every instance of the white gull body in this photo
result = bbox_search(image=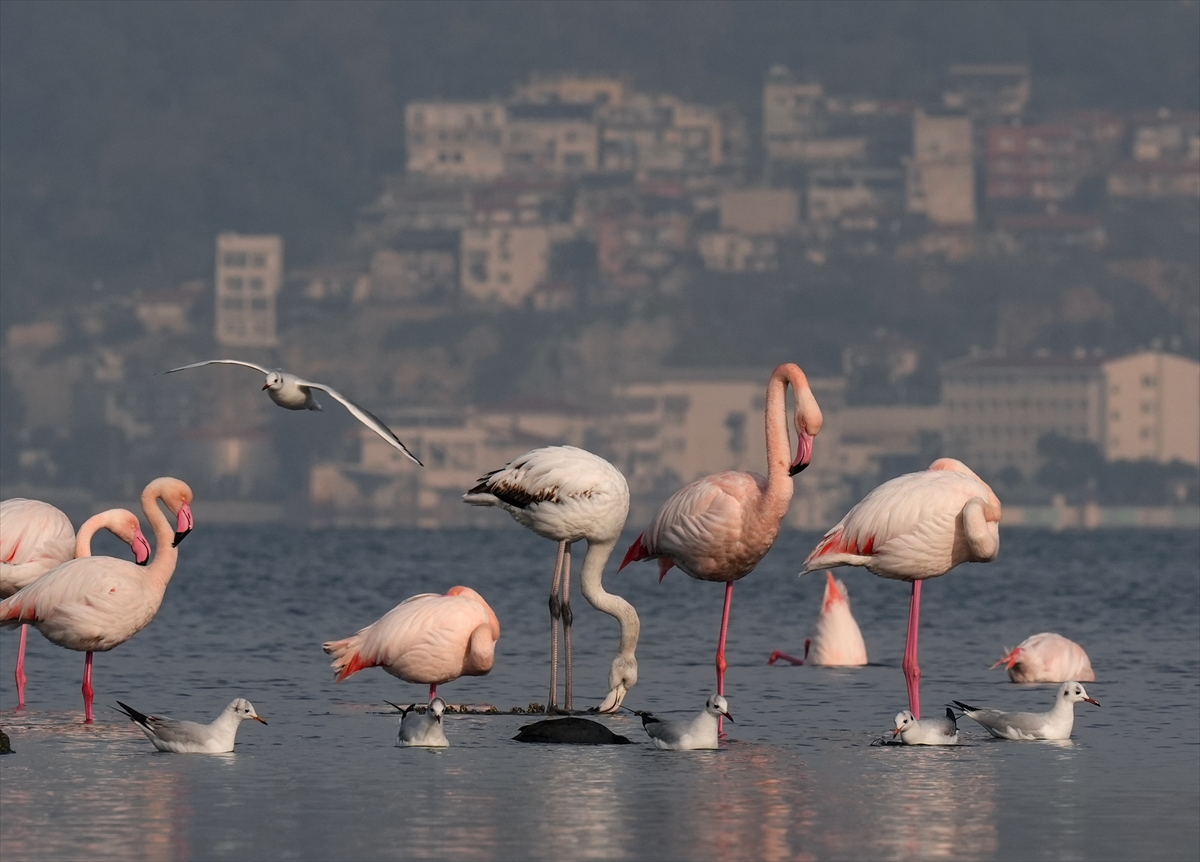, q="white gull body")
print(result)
[641,694,732,751]
[993,632,1095,683]
[116,698,267,753]
[955,681,1099,741]
[163,359,422,466]
[892,708,959,745]
[396,697,450,748]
